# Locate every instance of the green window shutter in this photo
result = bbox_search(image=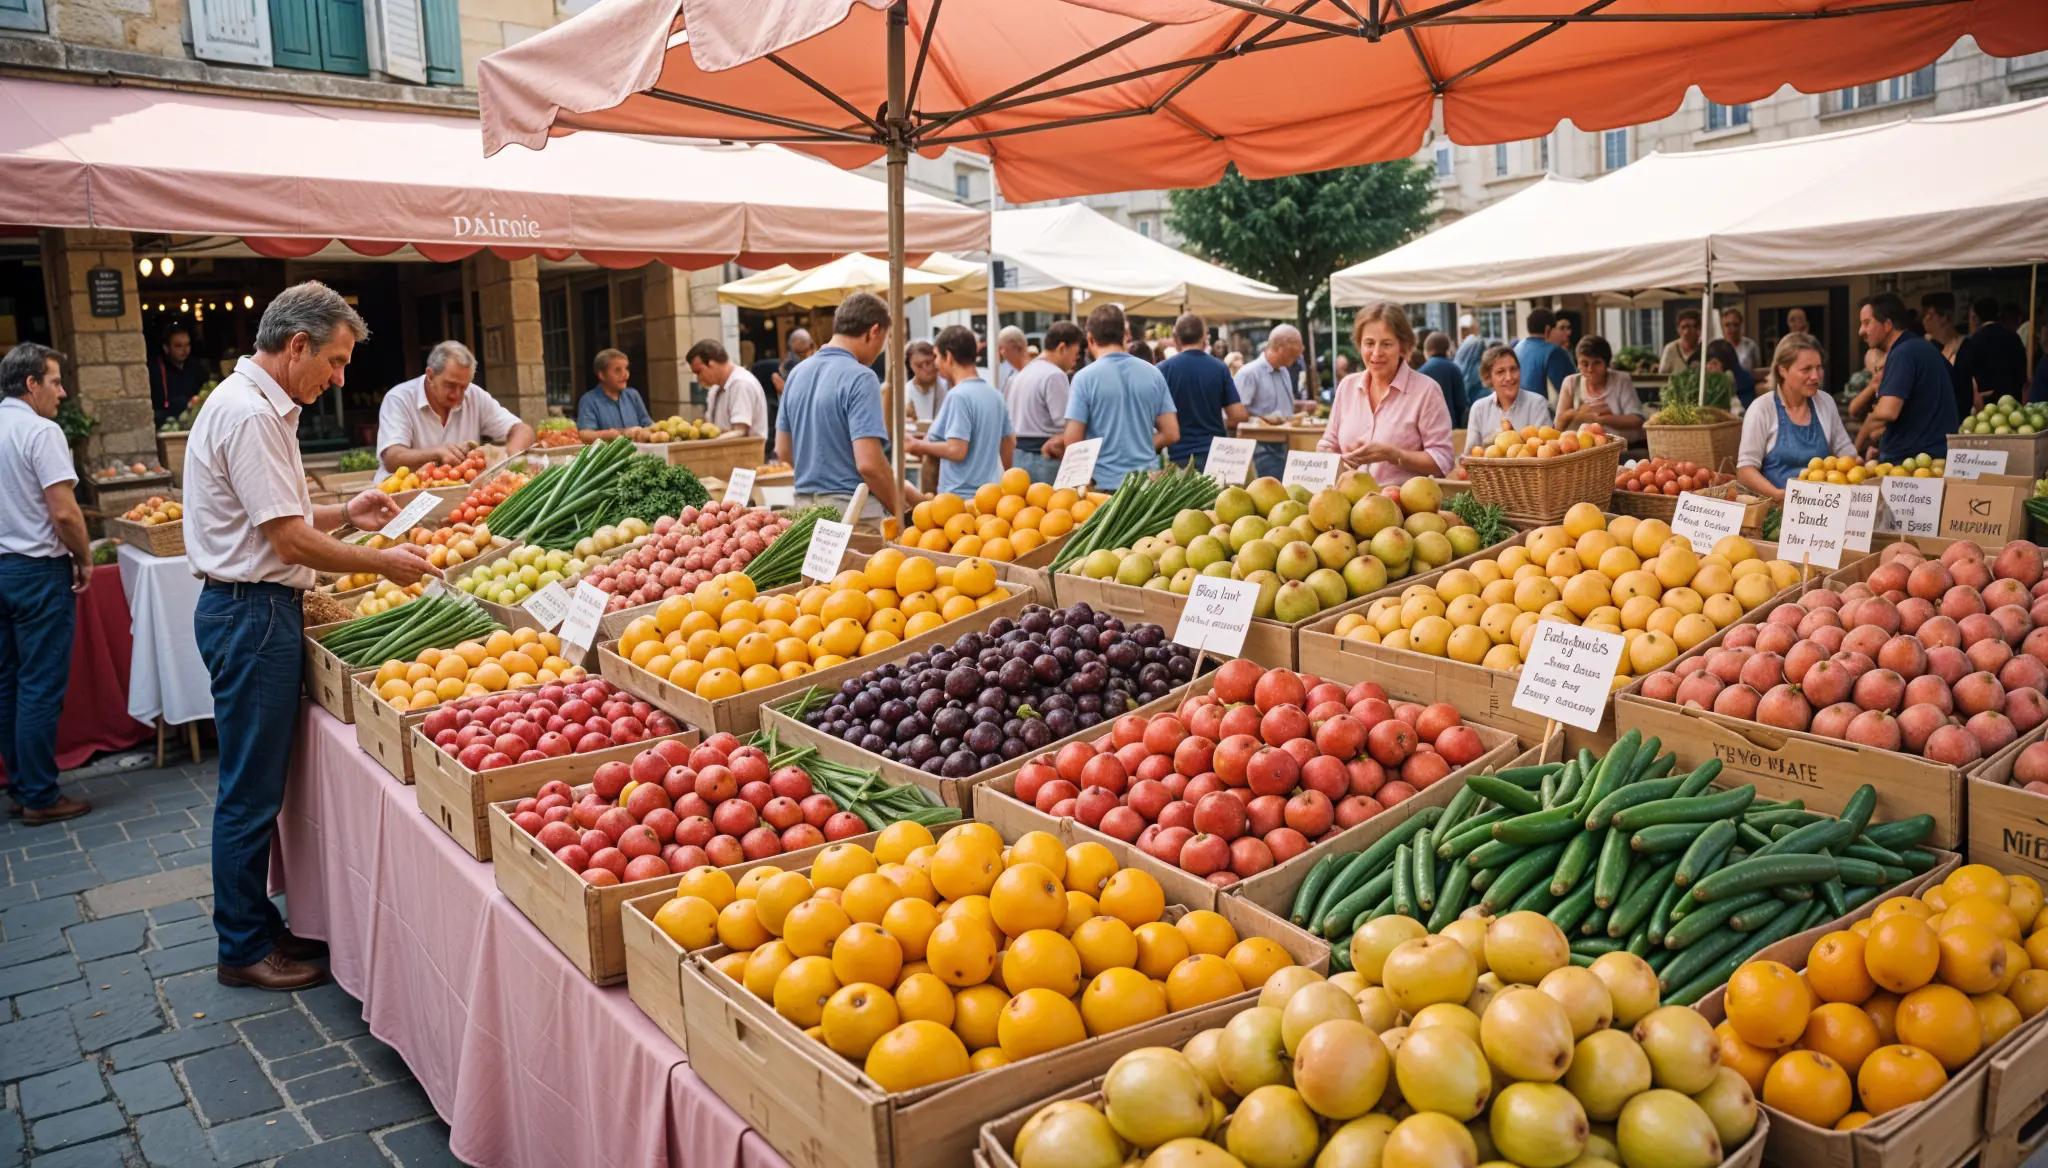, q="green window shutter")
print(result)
[267,0,322,70]
[318,0,369,74]
[420,0,460,85]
